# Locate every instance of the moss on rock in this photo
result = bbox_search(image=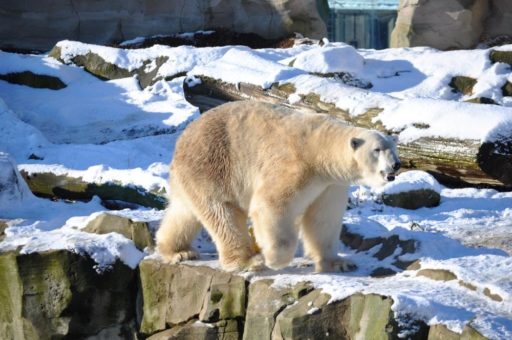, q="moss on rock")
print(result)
[139,260,247,336]
[449,76,477,95]
[0,250,136,339]
[490,50,512,65]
